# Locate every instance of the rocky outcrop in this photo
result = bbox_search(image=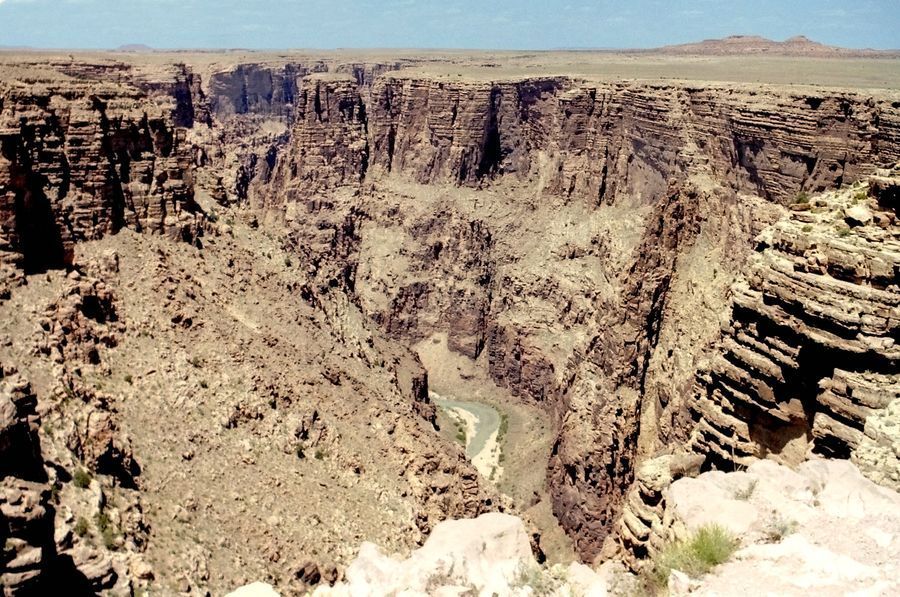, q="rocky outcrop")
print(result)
[308,513,606,597]
[688,171,900,474]
[609,453,704,571]
[0,367,53,595]
[663,459,900,596]
[854,398,900,490]
[36,269,123,367]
